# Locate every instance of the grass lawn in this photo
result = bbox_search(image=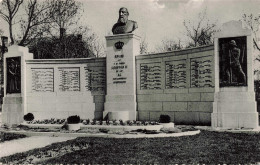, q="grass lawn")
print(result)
[1,130,260,164]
